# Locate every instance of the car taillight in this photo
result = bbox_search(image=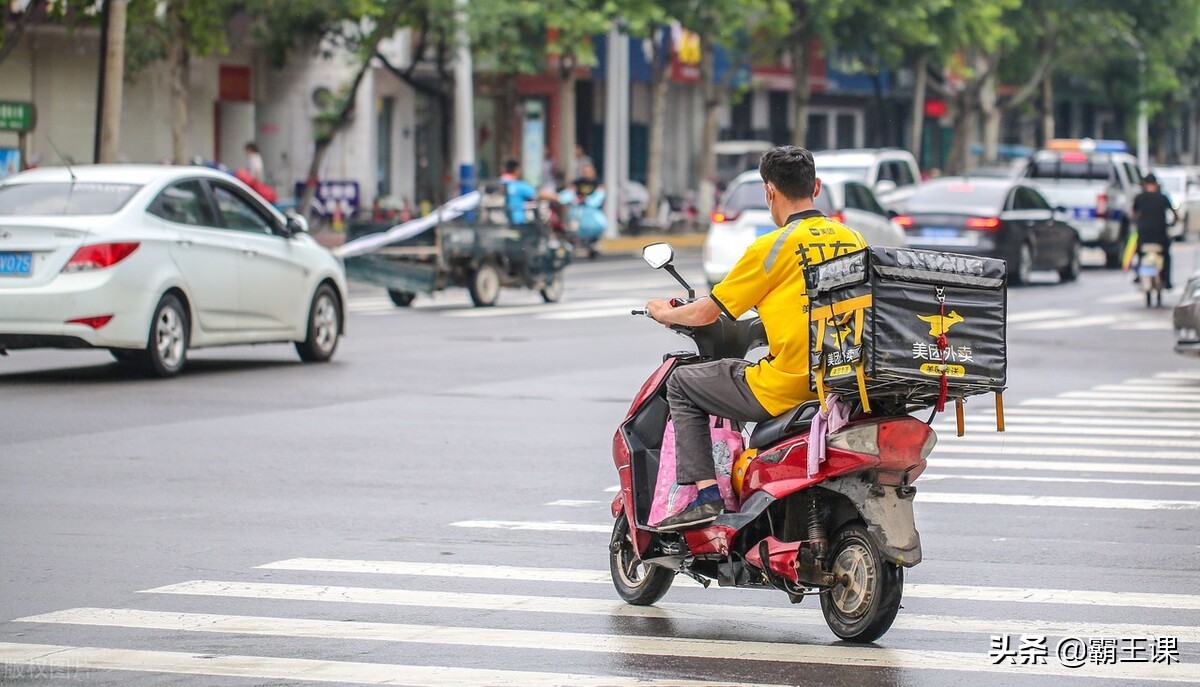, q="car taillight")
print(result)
[710,209,739,223]
[1096,193,1108,218]
[966,217,1001,230]
[830,212,845,224]
[63,243,140,273]
[894,215,915,228]
[66,315,113,329]
[827,424,880,457]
